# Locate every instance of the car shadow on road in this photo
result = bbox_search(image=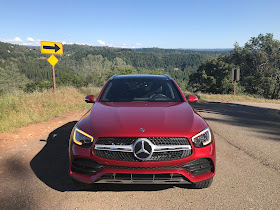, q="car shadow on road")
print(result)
[30,121,191,192]
[191,101,280,142]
